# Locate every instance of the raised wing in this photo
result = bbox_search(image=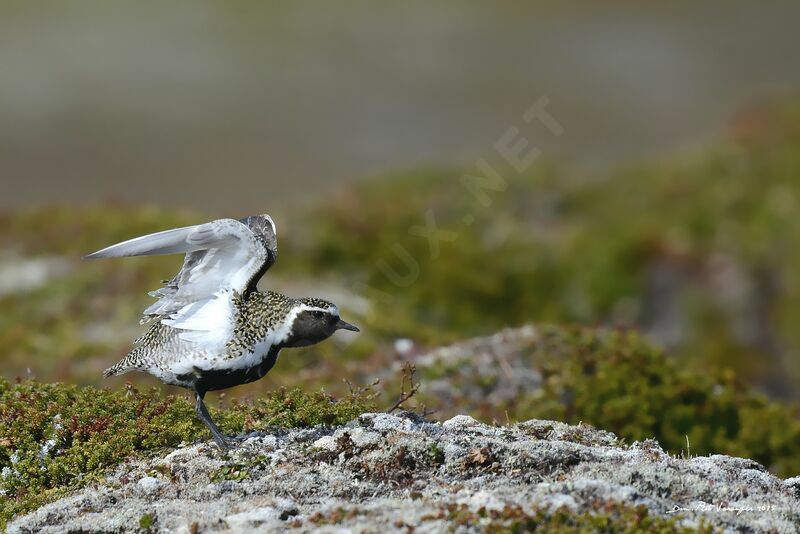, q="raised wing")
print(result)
[85,215,278,341]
